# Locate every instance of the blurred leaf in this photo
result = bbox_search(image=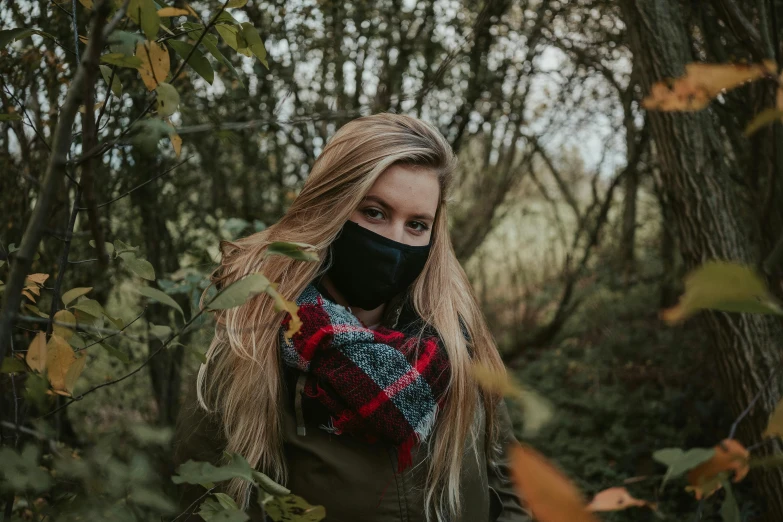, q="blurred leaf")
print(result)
[686,440,749,500]
[586,487,656,512]
[71,298,103,318]
[171,131,182,158]
[0,113,22,121]
[62,287,93,307]
[150,323,172,341]
[100,342,130,364]
[0,444,52,492]
[158,7,190,16]
[155,82,180,117]
[206,272,272,311]
[763,398,783,439]
[720,480,740,522]
[90,239,115,256]
[661,261,783,324]
[226,0,247,7]
[0,28,36,48]
[172,453,255,485]
[507,441,598,522]
[264,494,326,522]
[99,65,122,97]
[652,447,715,485]
[239,23,267,67]
[101,53,142,68]
[744,108,783,137]
[1,356,26,373]
[108,30,144,55]
[252,470,290,496]
[198,497,249,522]
[131,424,173,446]
[130,485,178,512]
[137,286,185,318]
[265,241,319,262]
